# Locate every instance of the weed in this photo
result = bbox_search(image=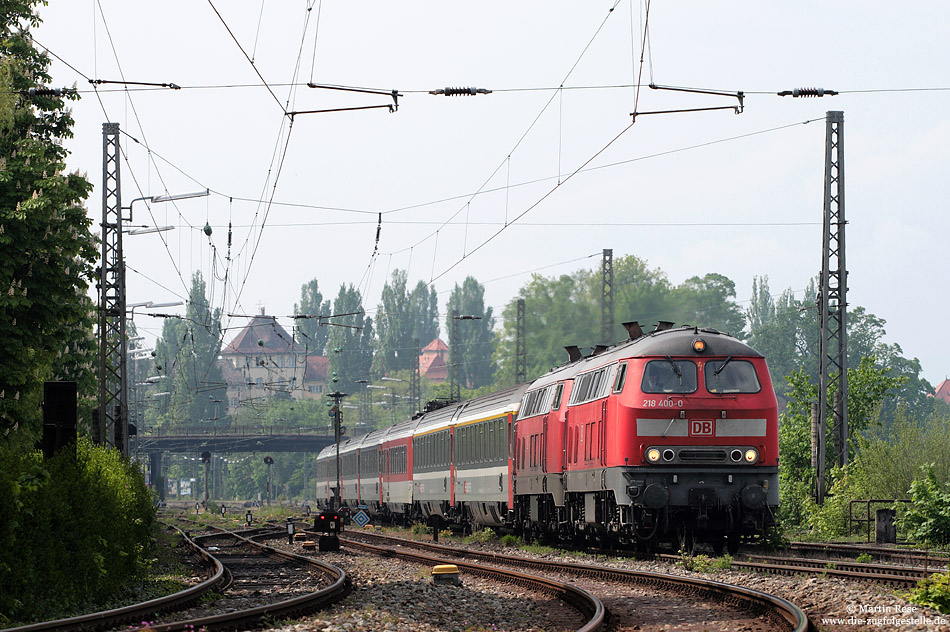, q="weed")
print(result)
[855,553,873,564]
[905,571,950,614]
[499,534,521,547]
[677,552,733,572]
[465,528,497,544]
[824,561,838,570]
